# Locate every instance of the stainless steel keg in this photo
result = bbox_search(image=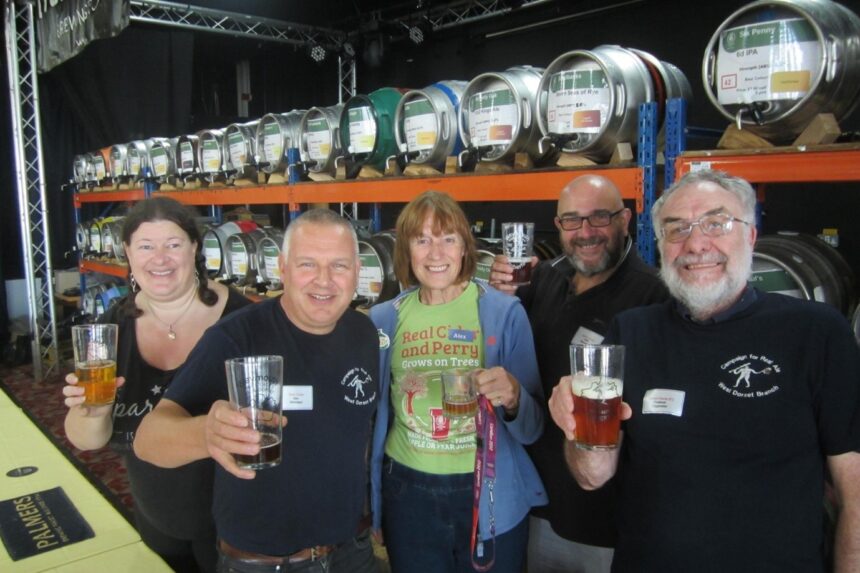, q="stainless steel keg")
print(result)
[300,105,345,175]
[394,81,467,169]
[176,134,199,180]
[459,66,545,163]
[197,129,226,183]
[537,45,654,161]
[224,120,259,177]
[703,0,860,141]
[148,138,177,183]
[109,144,129,183]
[256,111,305,175]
